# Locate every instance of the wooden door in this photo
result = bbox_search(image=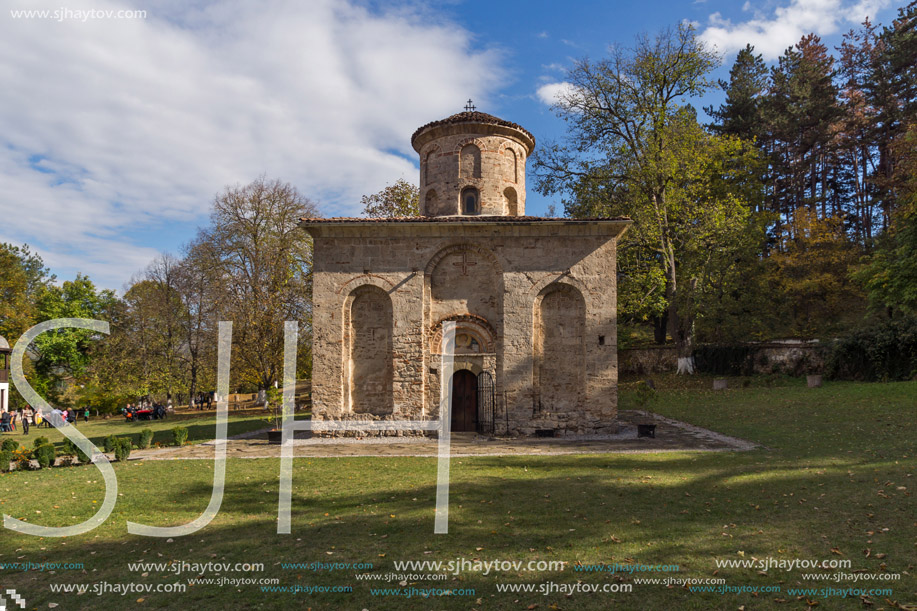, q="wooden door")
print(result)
[451,370,478,432]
